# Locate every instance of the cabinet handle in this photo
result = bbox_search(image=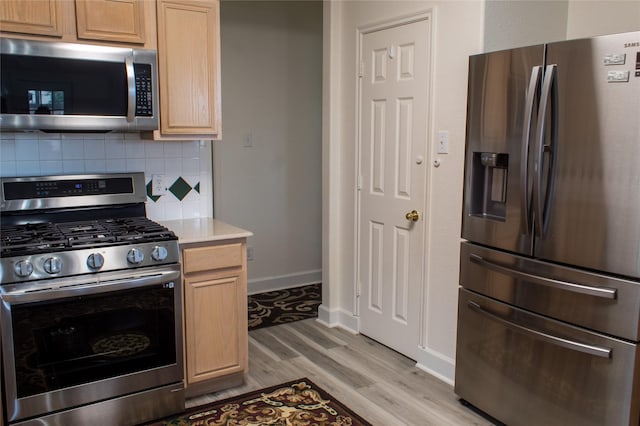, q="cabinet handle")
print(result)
[469,253,617,299]
[467,300,612,359]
